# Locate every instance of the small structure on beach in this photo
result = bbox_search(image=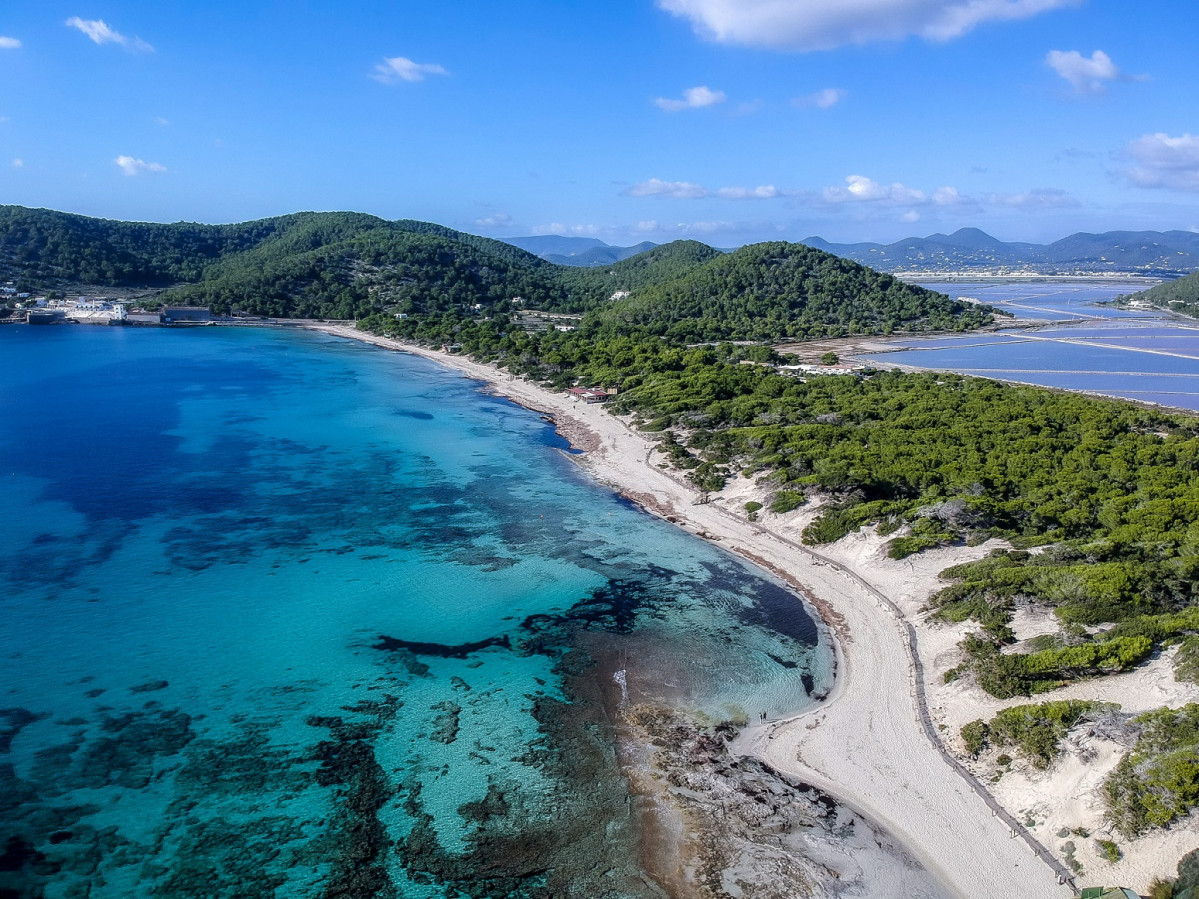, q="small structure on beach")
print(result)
[1078,888,1139,899]
[568,386,616,404]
